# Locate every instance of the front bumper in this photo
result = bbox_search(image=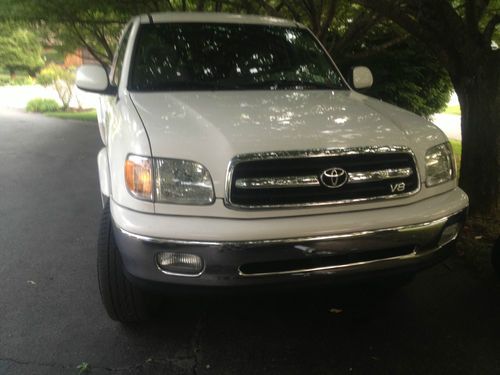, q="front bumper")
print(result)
[112,188,468,288]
